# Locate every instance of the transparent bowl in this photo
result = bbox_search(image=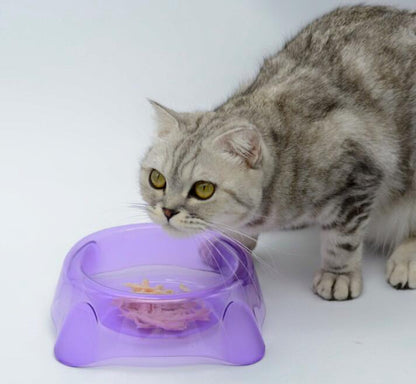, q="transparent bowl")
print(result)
[51,223,265,366]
